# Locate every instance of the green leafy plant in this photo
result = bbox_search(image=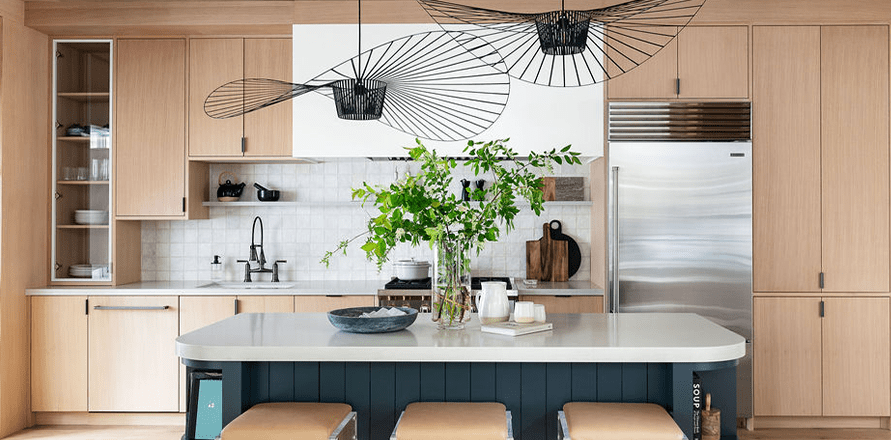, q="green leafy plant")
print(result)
[321,138,581,269]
